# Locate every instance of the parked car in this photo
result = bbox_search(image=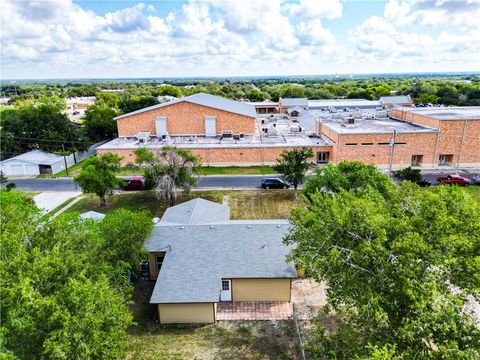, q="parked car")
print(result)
[261,177,290,189]
[473,174,480,184]
[436,174,471,186]
[123,176,146,190]
[416,179,432,187]
[73,111,80,115]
